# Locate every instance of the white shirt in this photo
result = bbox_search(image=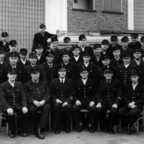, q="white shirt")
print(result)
[8,80,15,87]
[82,78,87,85]
[37,54,42,60]
[64,62,69,65]
[74,55,80,61]
[47,62,53,67]
[59,78,65,83]
[132,82,138,90]
[84,62,89,67]
[81,47,85,52]
[134,59,141,65]
[20,59,26,65]
[124,63,130,68]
